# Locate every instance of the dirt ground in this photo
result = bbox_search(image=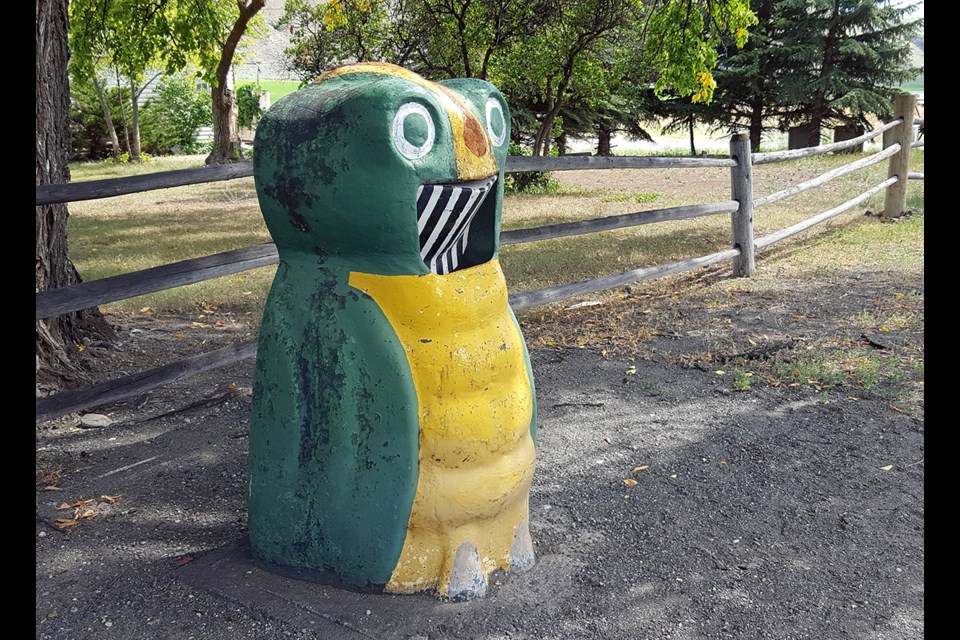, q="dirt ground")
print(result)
[35,244,924,638]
